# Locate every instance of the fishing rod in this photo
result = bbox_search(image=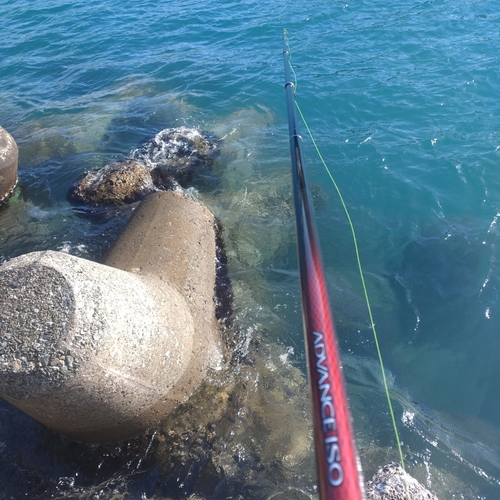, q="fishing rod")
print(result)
[282,31,365,500]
